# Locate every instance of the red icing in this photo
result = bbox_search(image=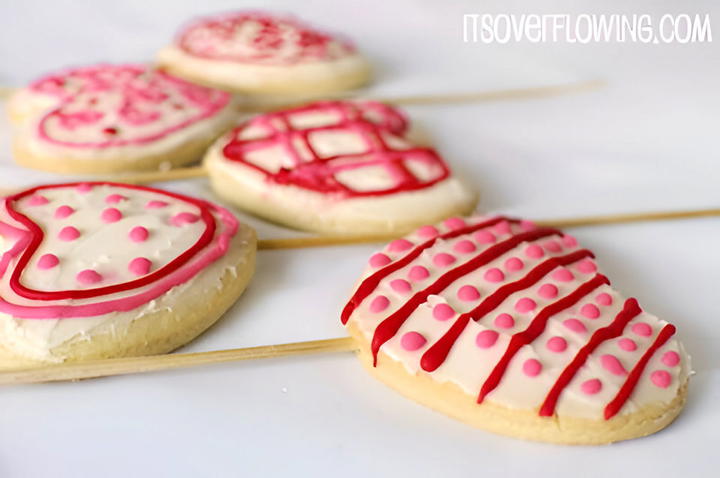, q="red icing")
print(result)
[177,11,356,65]
[30,64,230,148]
[221,101,451,199]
